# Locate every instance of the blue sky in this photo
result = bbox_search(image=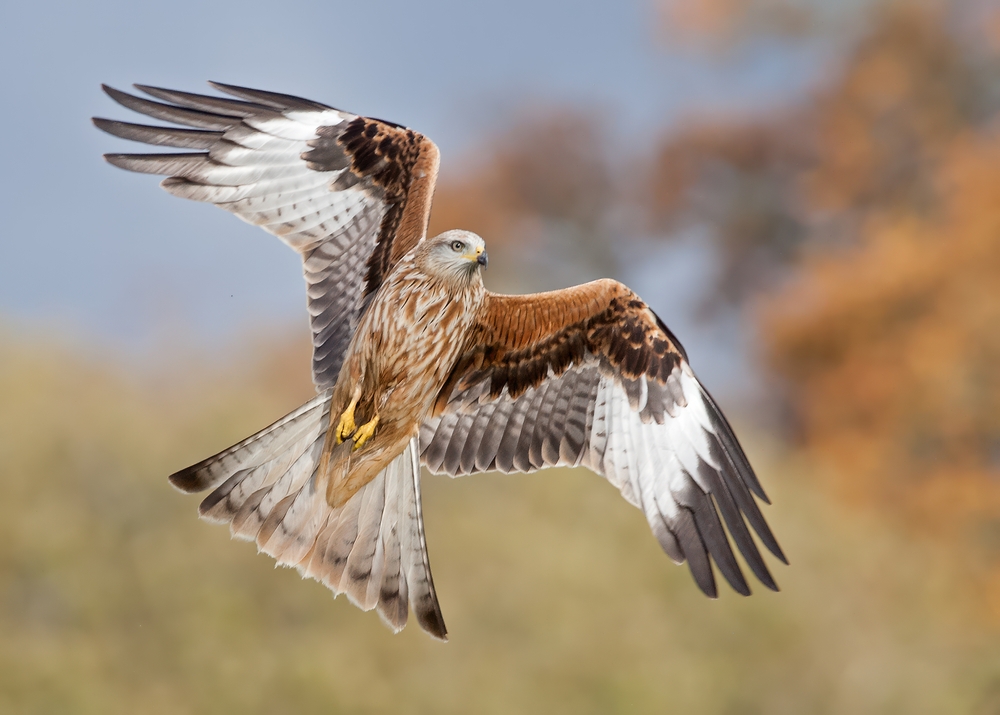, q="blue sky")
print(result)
[0,0,820,391]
